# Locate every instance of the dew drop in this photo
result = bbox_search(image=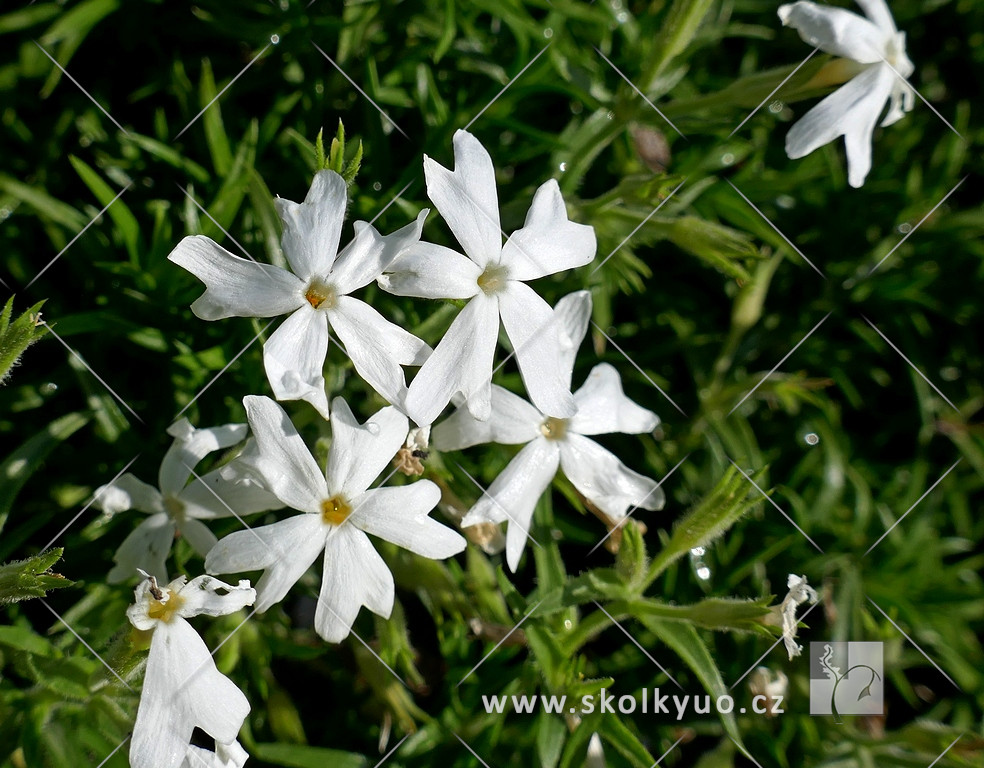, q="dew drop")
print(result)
[776,194,796,210]
[0,207,11,222]
[372,181,382,191]
[366,422,381,436]
[804,432,819,446]
[544,28,553,39]
[696,565,712,580]
[768,100,784,113]
[616,11,629,22]
[721,152,735,166]
[270,34,280,45]
[315,83,324,94]
[563,619,573,630]
[940,366,960,381]
[898,222,912,234]
[690,546,706,557]
[40,382,58,395]
[559,162,567,172]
